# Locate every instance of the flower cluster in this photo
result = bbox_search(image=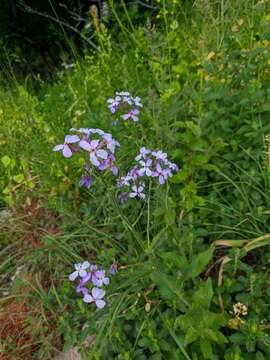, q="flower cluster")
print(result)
[53,128,120,189]
[228,302,248,330]
[117,147,179,201]
[107,91,142,123]
[69,261,116,309]
[233,302,248,317]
